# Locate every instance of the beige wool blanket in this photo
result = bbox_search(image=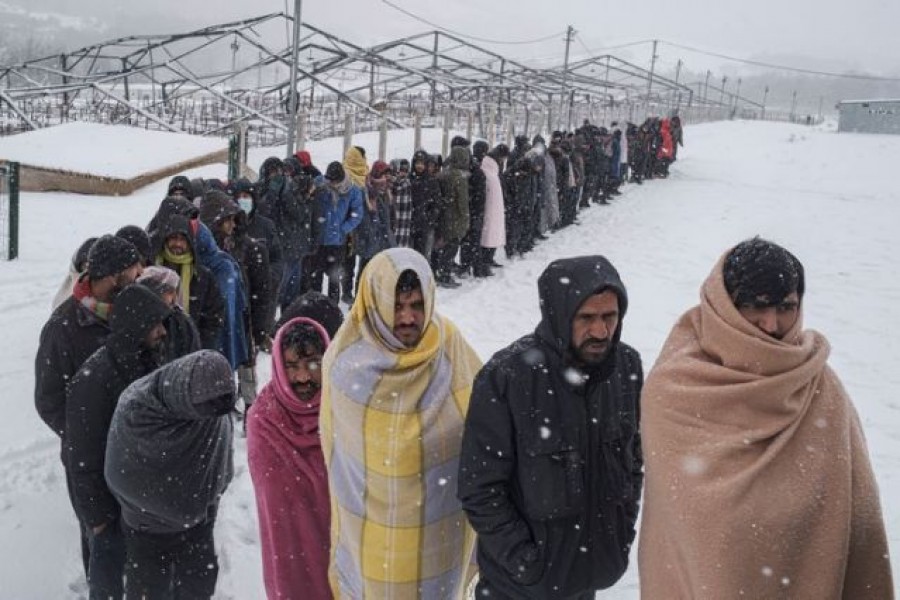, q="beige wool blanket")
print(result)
[638,253,893,599]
